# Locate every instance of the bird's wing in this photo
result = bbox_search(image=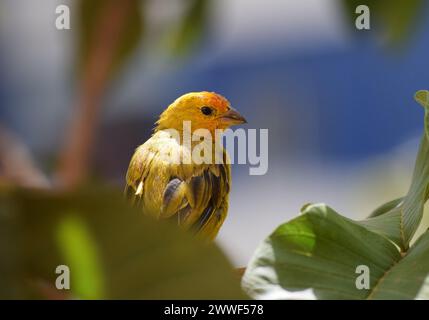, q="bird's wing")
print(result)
[124,141,157,208]
[178,162,230,230]
[190,162,230,240]
[125,133,230,239]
